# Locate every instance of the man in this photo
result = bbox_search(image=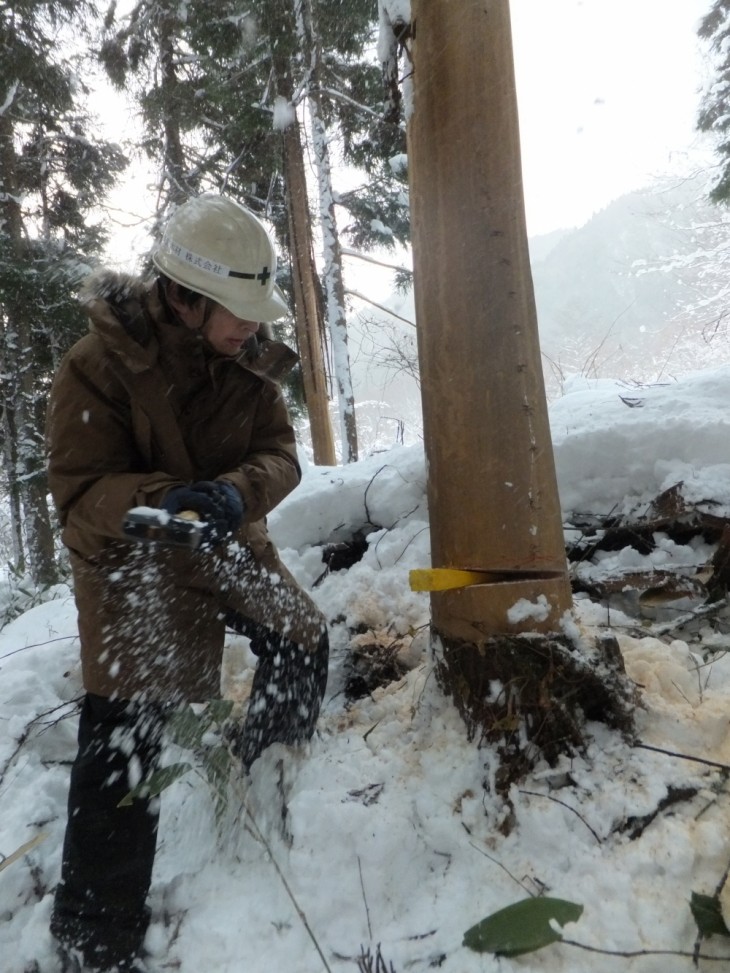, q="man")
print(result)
[46,194,328,972]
